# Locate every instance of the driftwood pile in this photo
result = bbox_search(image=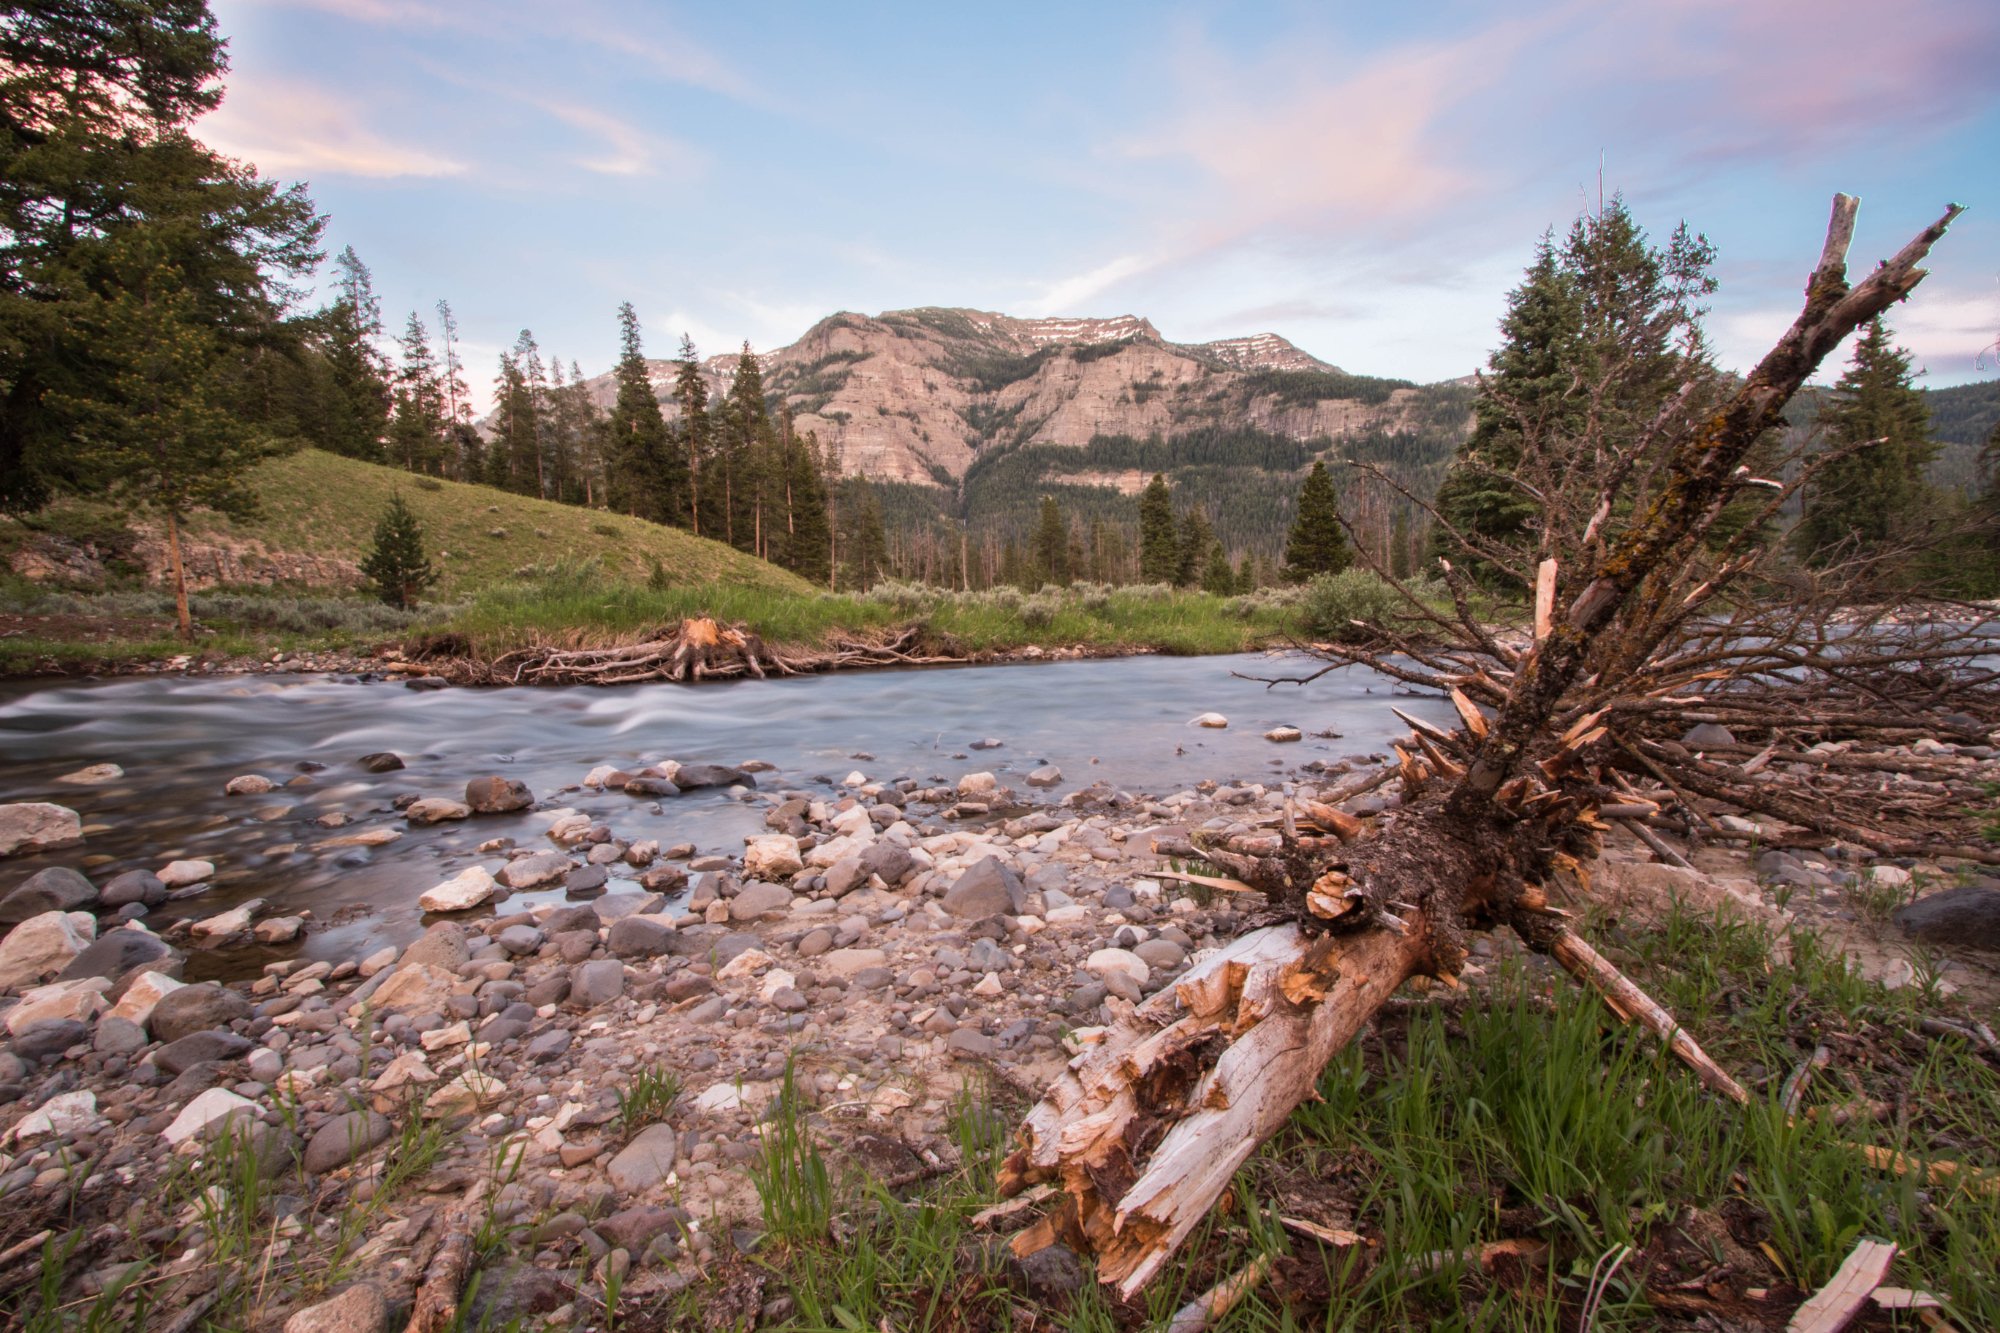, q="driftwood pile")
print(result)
[455,617,968,686]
